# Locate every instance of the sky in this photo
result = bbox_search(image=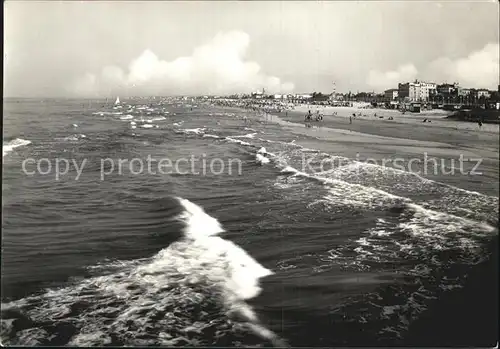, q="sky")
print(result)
[4,1,499,97]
